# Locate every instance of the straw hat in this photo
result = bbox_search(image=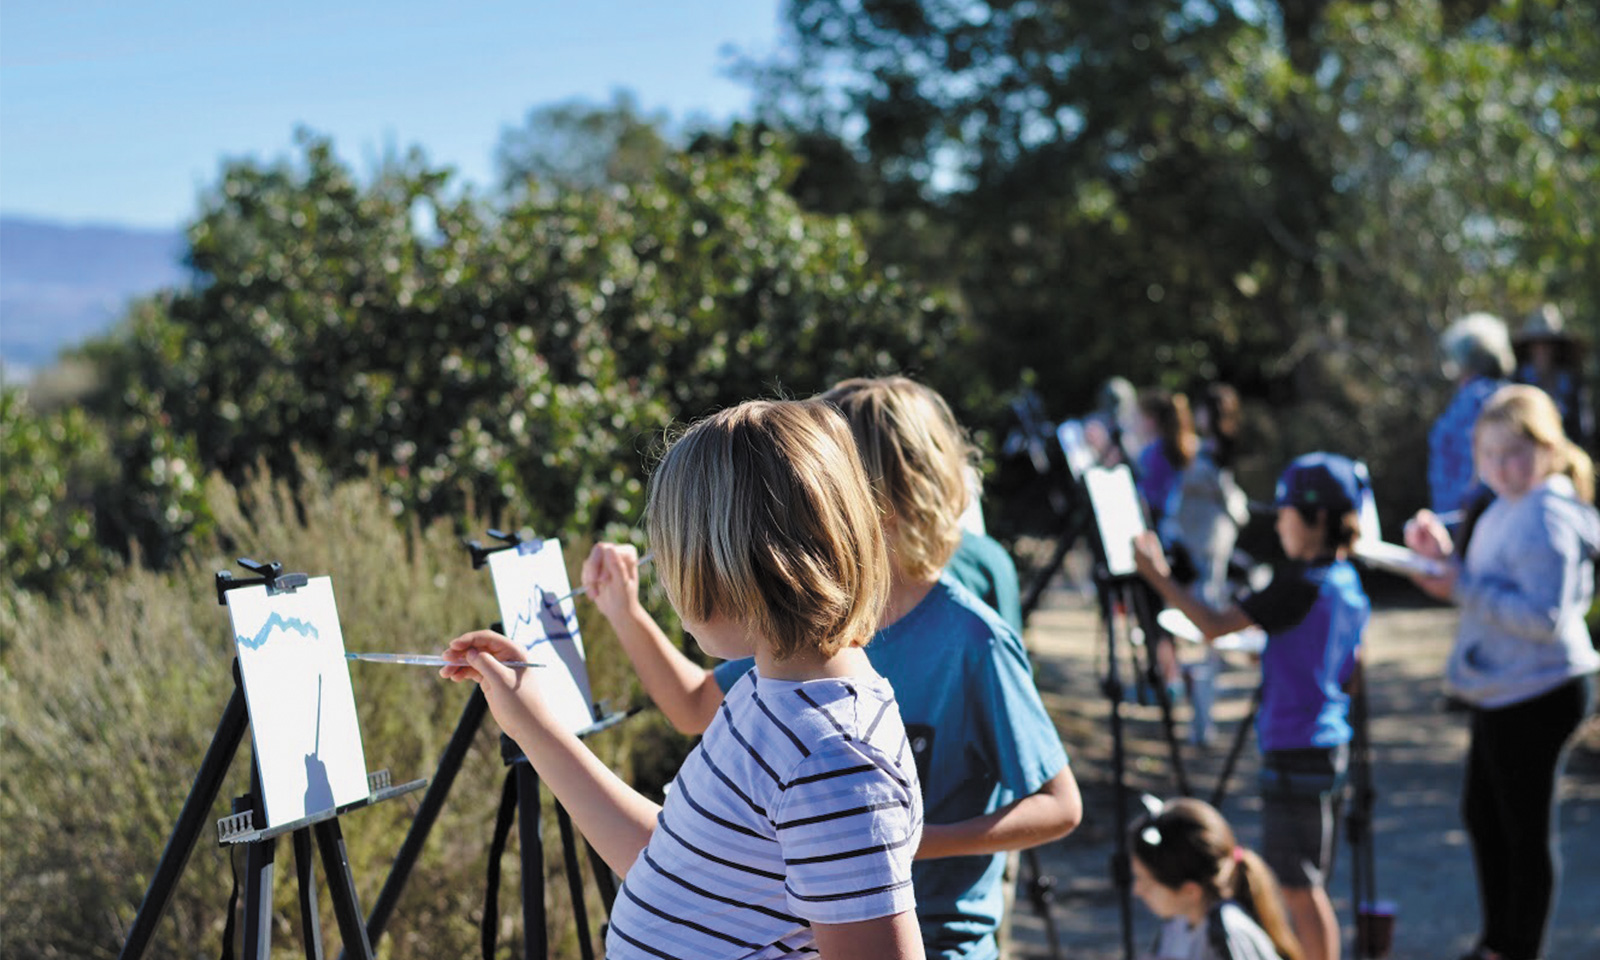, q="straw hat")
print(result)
[1513,304,1582,368]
